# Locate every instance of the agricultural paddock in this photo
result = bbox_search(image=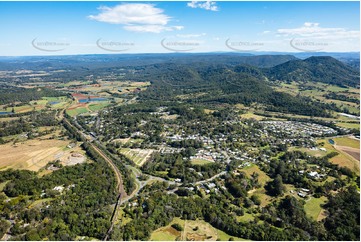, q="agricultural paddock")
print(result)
[0,138,68,171]
[336,122,360,129]
[119,148,154,166]
[333,137,360,149]
[317,137,360,172]
[191,158,214,166]
[275,81,360,116]
[240,112,267,121]
[150,218,246,241]
[0,134,86,171]
[304,196,328,221]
